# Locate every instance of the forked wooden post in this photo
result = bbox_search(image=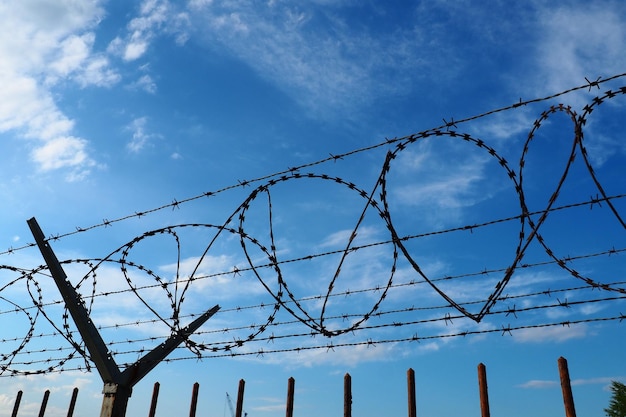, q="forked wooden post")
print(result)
[478,363,490,417]
[286,377,295,417]
[189,382,200,417]
[407,368,416,417]
[558,357,577,417]
[148,382,160,417]
[344,373,352,417]
[236,379,245,417]
[11,390,22,417]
